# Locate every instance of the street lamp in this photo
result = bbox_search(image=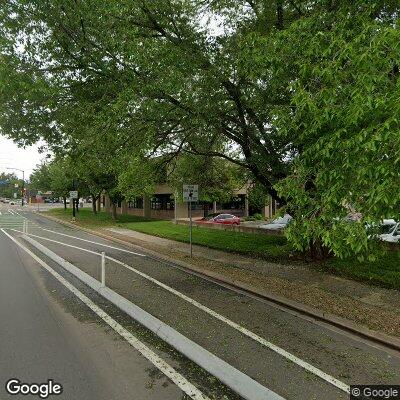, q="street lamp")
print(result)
[6,167,25,206]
